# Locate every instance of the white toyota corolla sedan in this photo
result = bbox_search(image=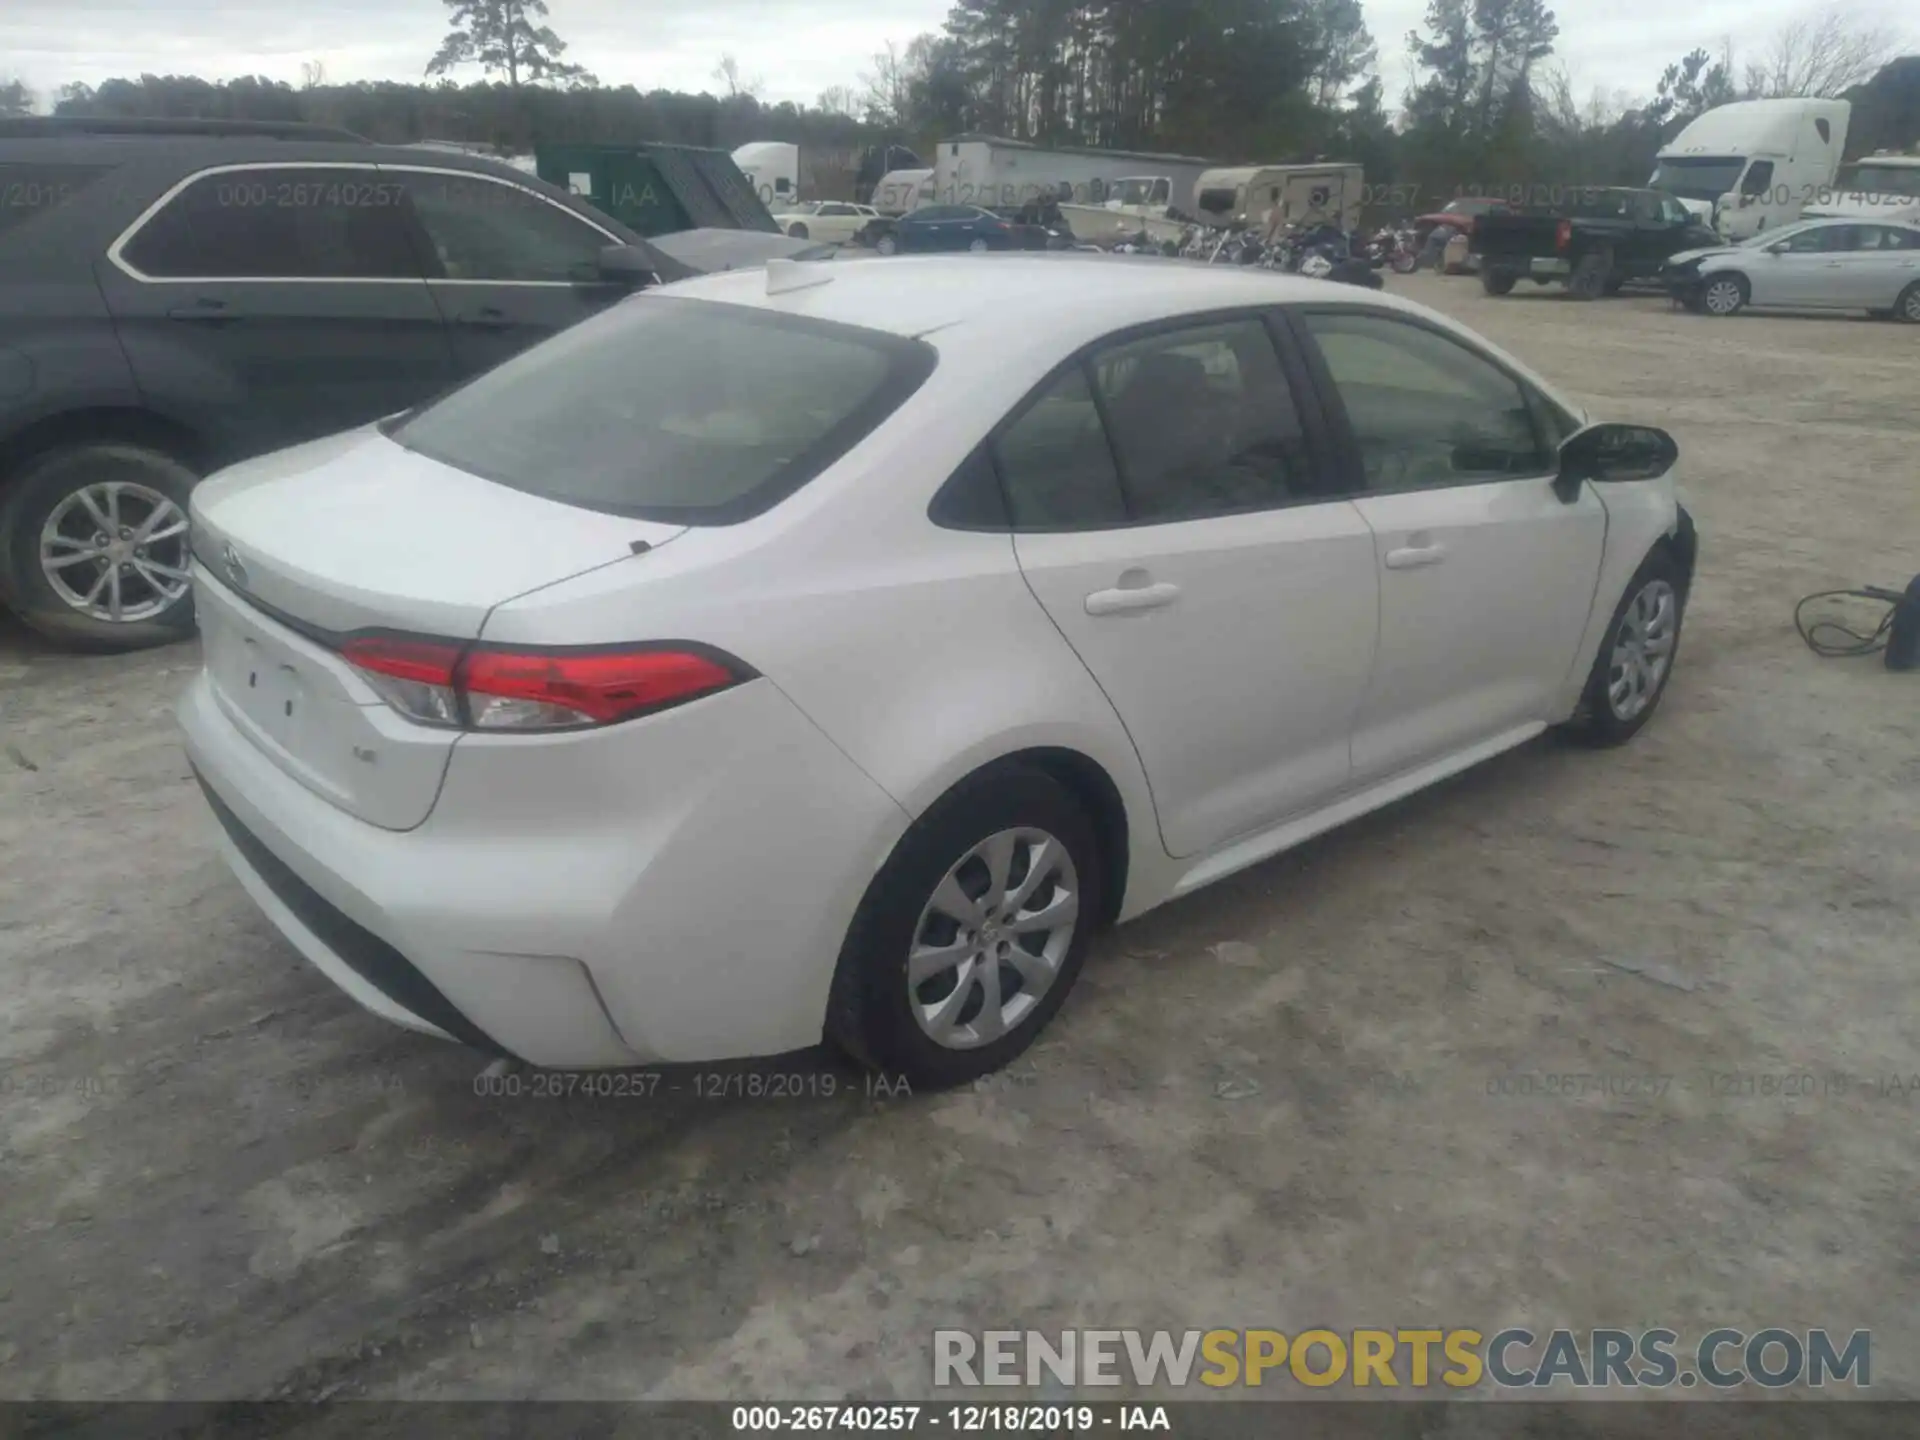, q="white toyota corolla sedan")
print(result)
[179,254,1697,1088]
